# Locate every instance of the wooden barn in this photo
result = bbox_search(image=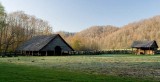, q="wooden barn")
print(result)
[16,34,74,56]
[131,40,158,55]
